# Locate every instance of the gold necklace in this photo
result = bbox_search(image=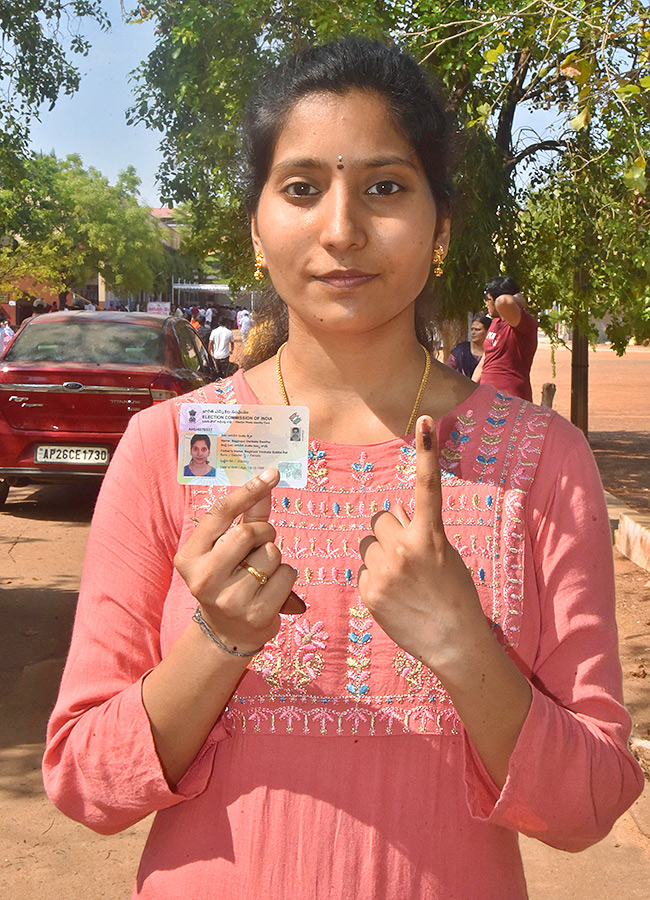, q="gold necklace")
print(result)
[275,342,431,435]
